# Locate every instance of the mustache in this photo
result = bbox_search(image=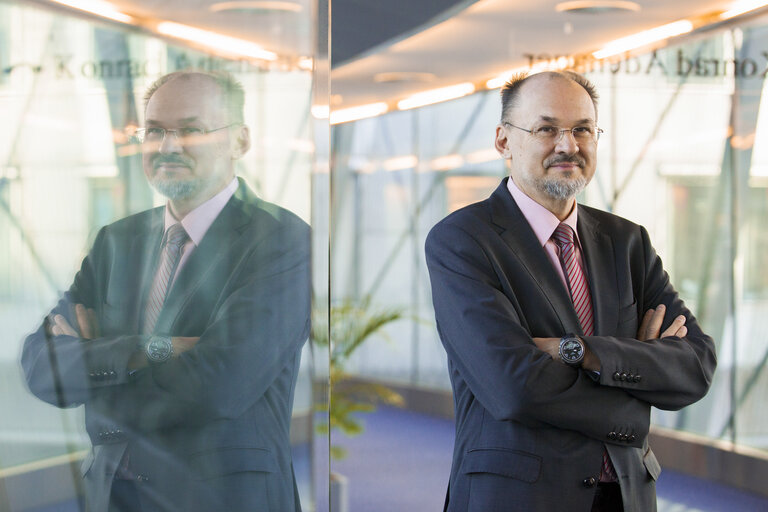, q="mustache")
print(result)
[544,154,585,168]
[152,154,194,169]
